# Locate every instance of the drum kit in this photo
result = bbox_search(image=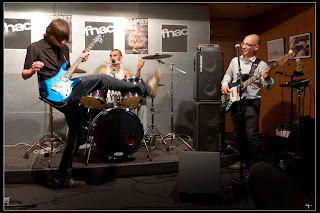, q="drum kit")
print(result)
[78,53,193,164]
